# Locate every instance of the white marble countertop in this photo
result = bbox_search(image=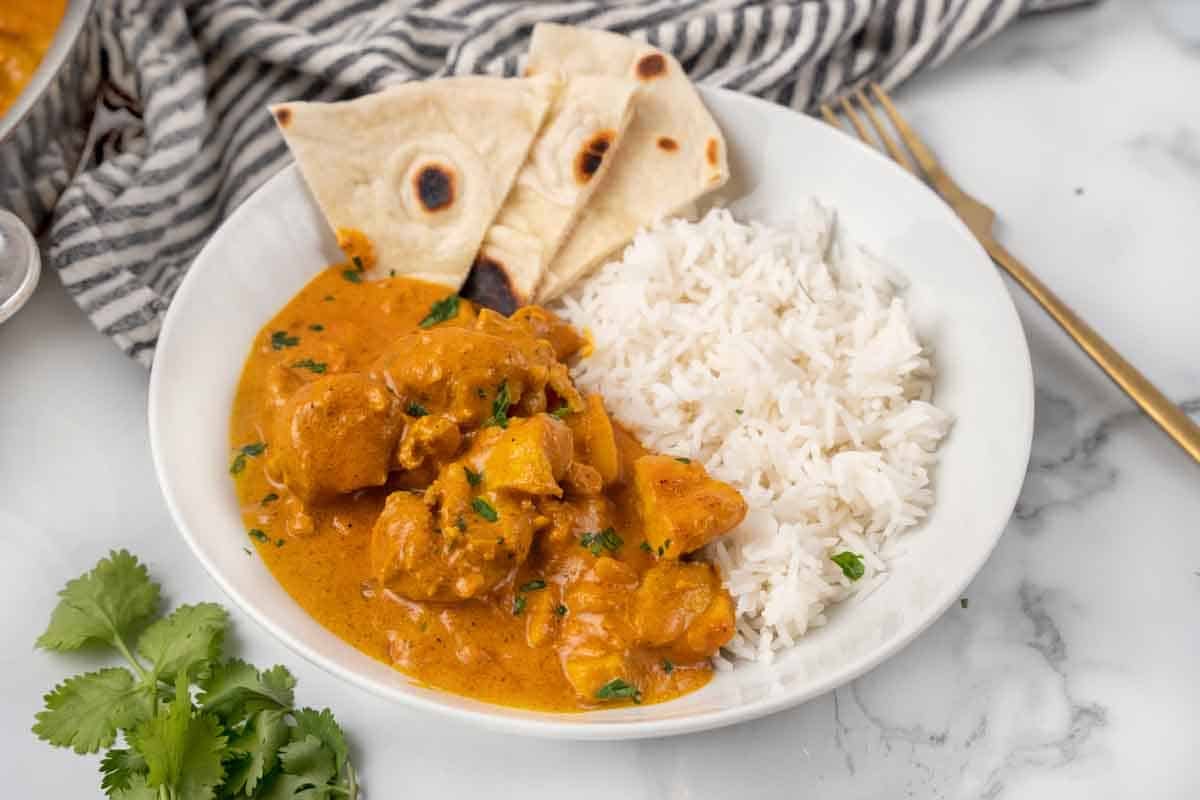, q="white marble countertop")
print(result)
[3,0,1197,796]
